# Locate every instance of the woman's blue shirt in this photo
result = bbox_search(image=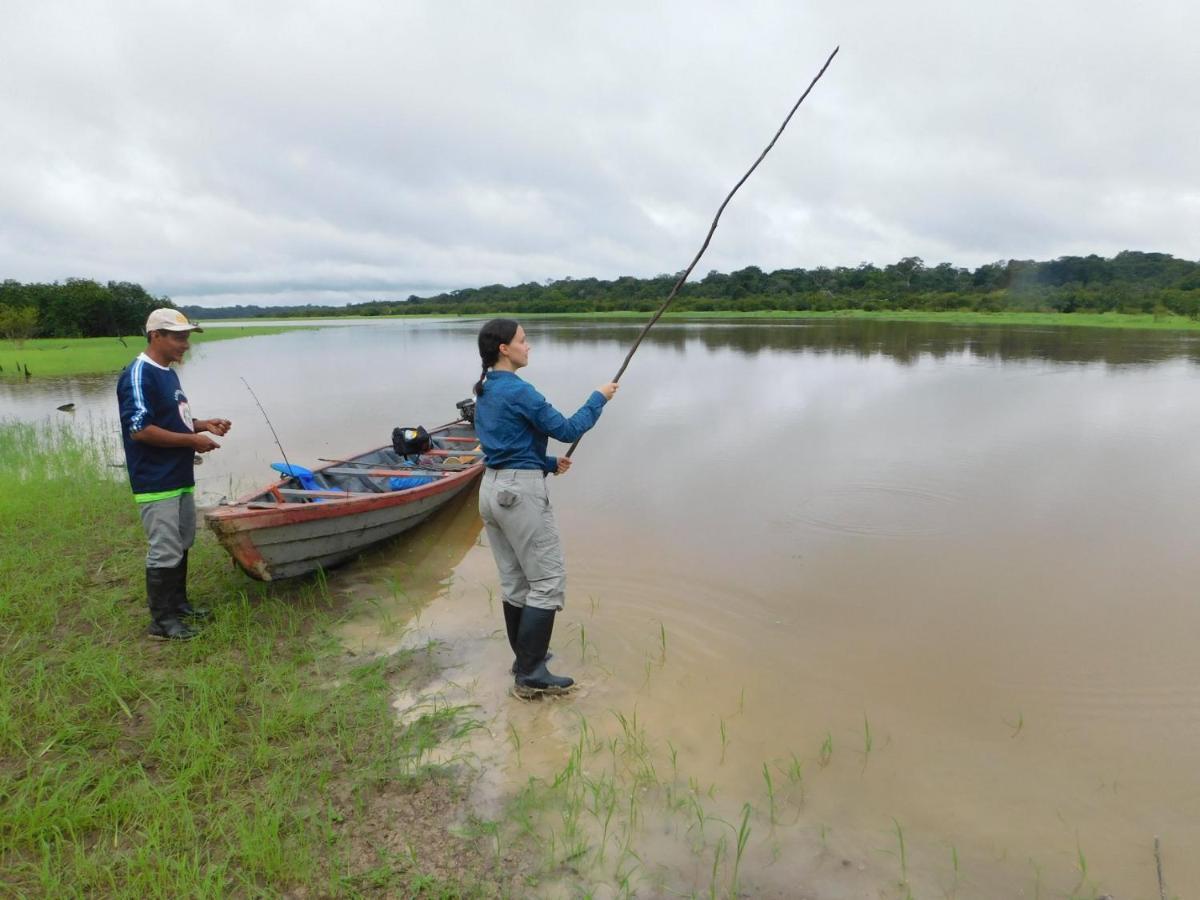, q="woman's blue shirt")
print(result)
[474,370,607,472]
